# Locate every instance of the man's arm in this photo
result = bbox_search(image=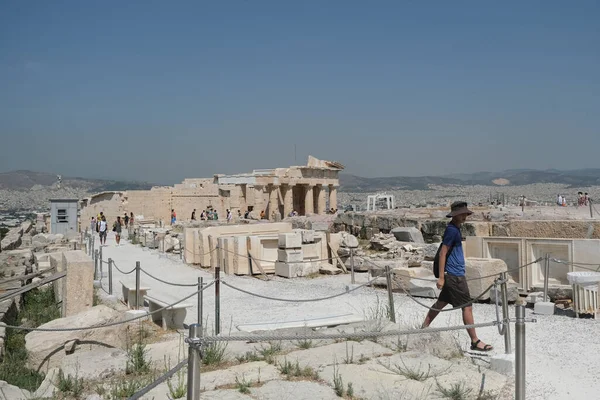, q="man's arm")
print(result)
[437,244,450,288]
